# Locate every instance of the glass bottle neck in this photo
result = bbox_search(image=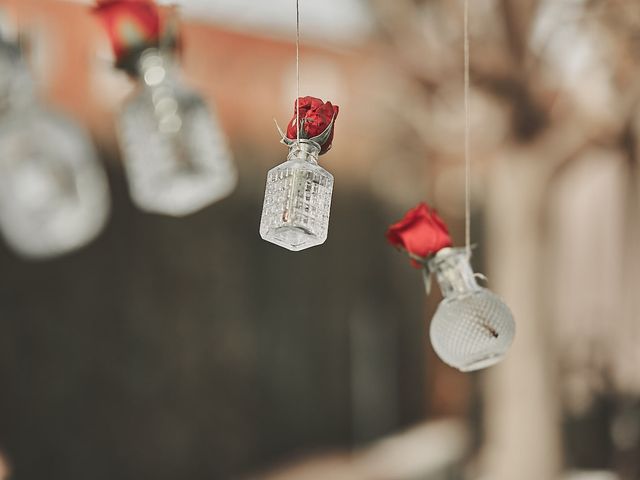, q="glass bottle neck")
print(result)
[136,48,178,89]
[136,49,184,135]
[287,141,321,165]
[428,247,480,298]
[1,64,36,113]
[0,40,42,113]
